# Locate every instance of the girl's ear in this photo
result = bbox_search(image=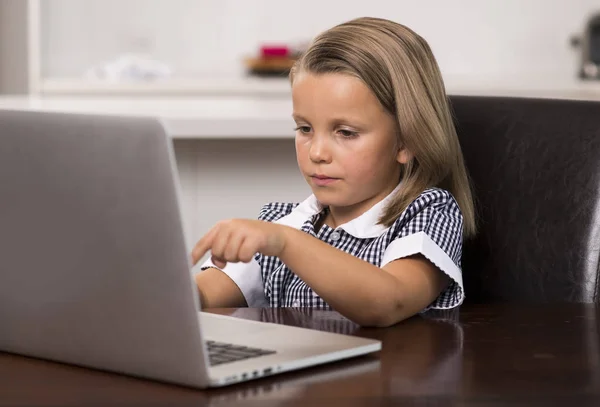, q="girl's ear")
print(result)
[396,147,413,164]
